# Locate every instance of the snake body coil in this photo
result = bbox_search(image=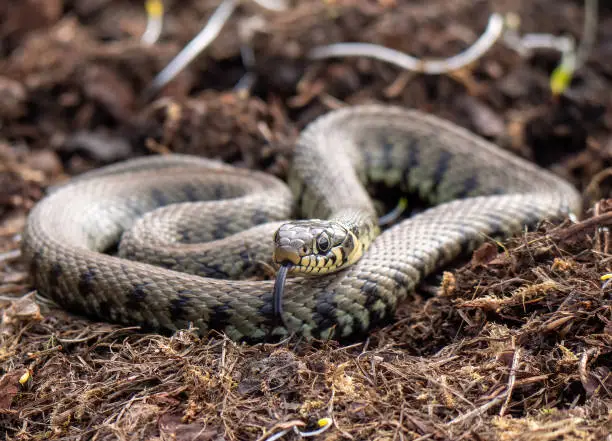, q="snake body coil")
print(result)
[22,105,581,341]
